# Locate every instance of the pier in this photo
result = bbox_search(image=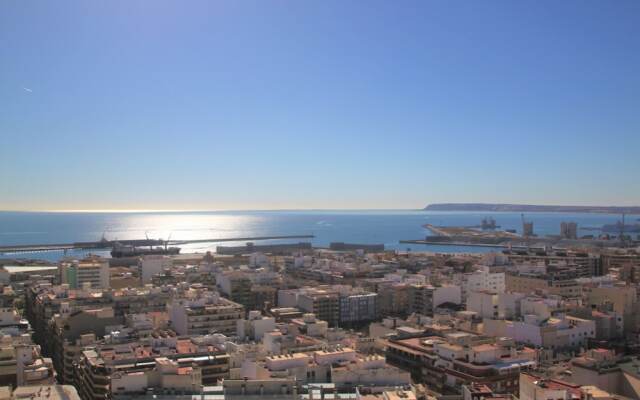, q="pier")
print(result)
[0,234,315,255]
[400,239,508,249]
